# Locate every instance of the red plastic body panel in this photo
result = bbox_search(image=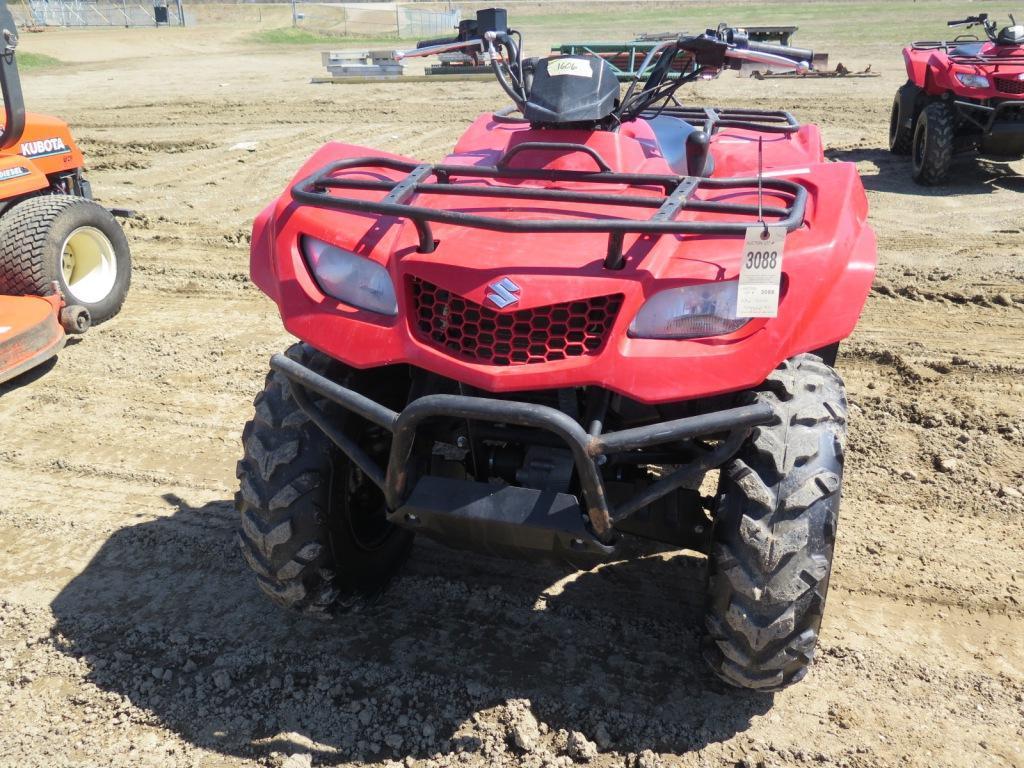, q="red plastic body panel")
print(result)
[902,42,1024,98]
[251,114,876,405]
[0,293,65,384]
